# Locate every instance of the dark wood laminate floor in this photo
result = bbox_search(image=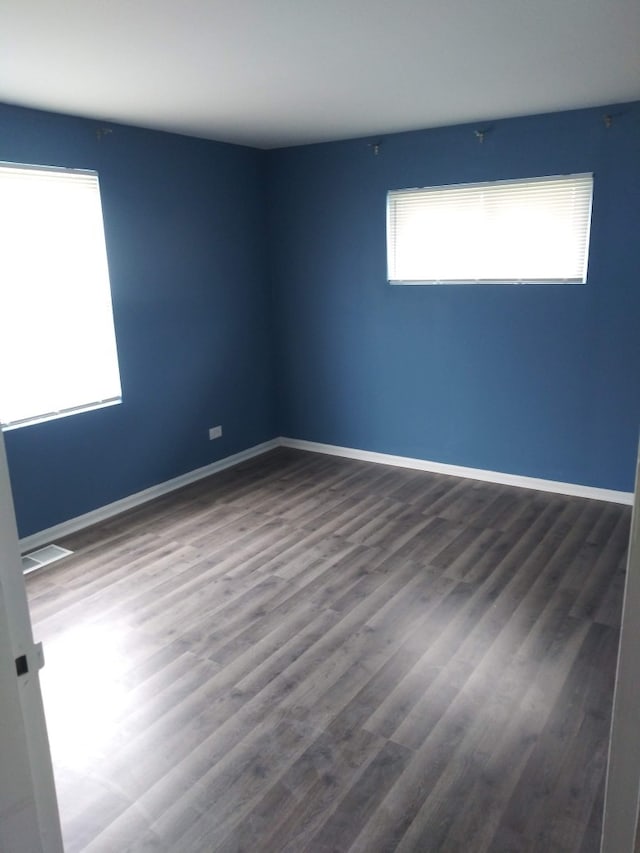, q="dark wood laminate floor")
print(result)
[25,448,631,853]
